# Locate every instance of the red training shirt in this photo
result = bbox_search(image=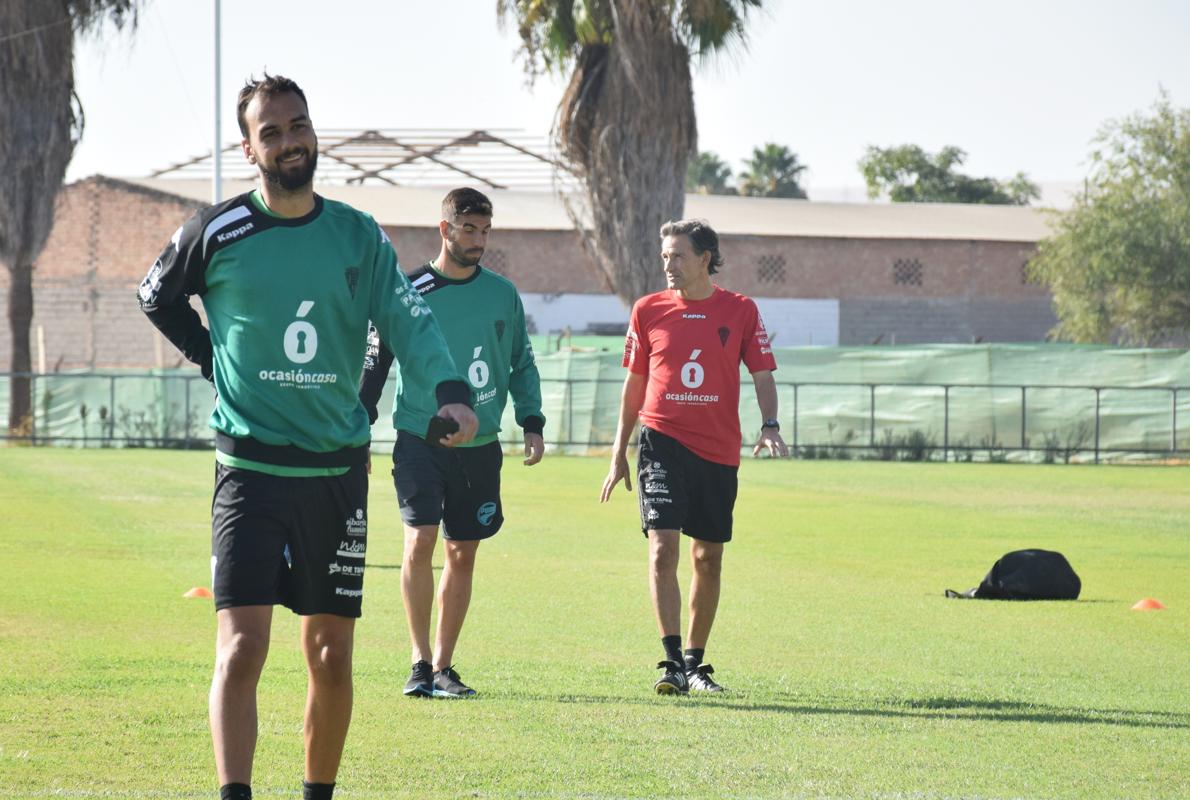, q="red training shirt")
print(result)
[623,286,776,466]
